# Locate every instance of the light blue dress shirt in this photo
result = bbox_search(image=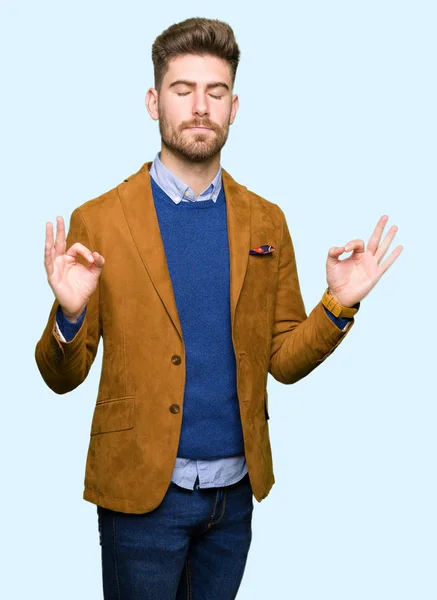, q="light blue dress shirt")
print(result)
[149,151,223,203]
